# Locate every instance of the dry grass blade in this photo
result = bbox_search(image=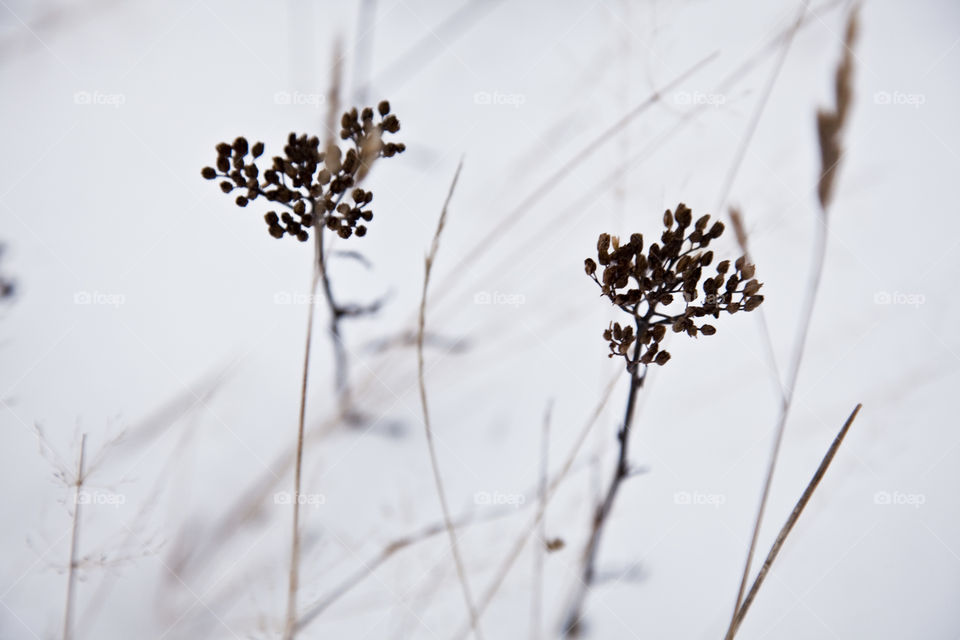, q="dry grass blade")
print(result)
[62,433,87,640]
[727,404,863,639]
[416,159,484,638]
[725,7,858,633]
